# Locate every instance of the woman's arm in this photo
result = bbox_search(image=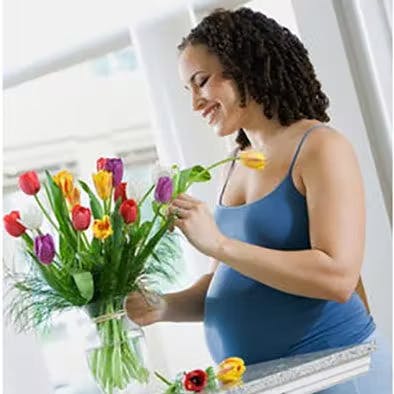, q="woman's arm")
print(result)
[213,130,365,303]
[125,260,218,325]
[163,259,219,322]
